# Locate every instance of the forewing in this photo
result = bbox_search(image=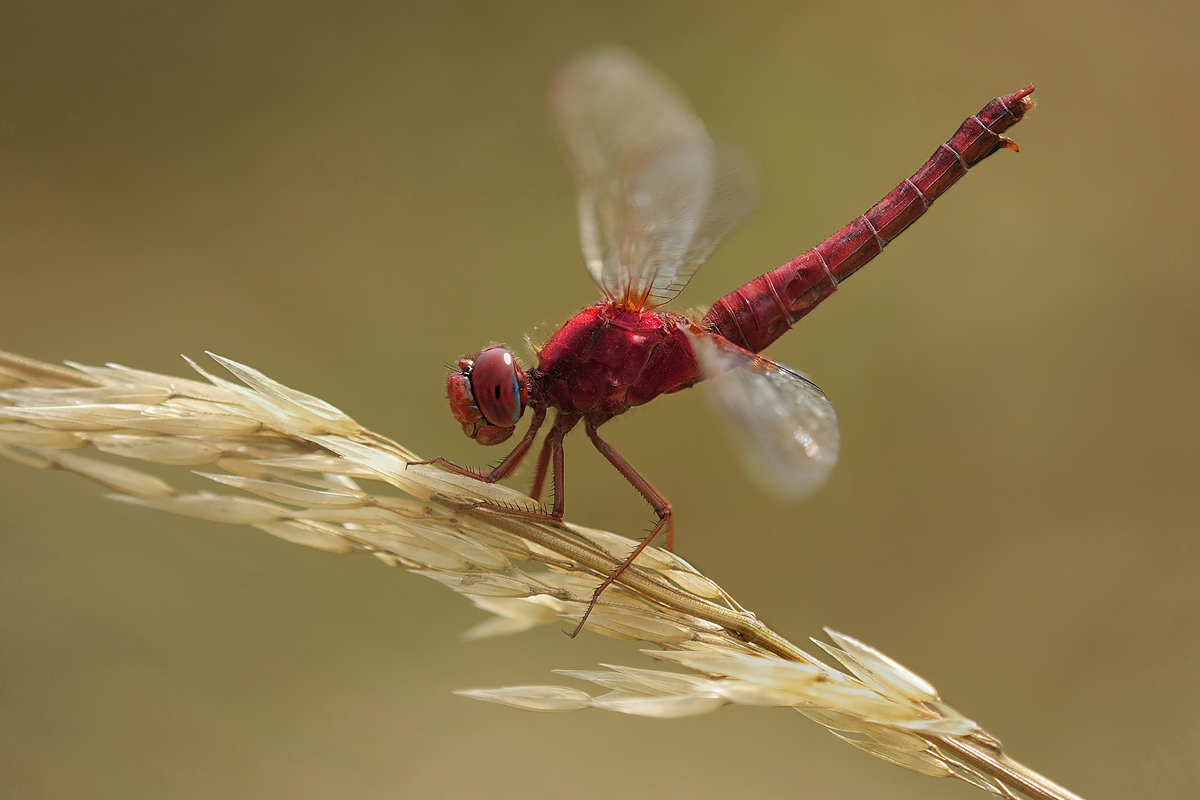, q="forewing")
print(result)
[652,146,757,305]
[550,49,756,308]
[685,329,839,498]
